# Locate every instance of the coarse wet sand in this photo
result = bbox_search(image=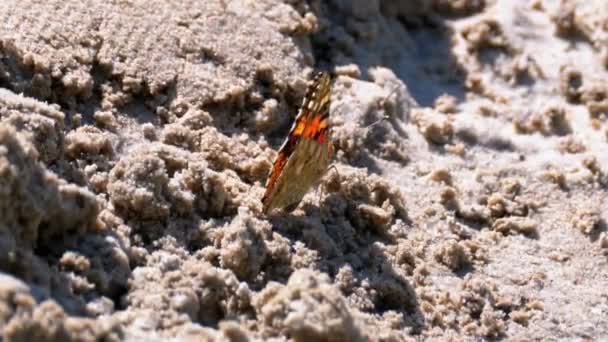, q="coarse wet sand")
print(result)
[1,0,608,340]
